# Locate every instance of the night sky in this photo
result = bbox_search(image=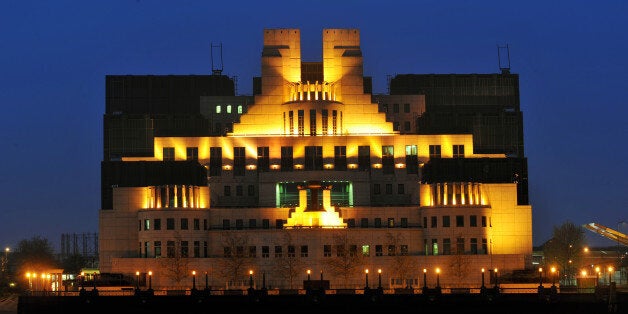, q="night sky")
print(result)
[1,1,627,250]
